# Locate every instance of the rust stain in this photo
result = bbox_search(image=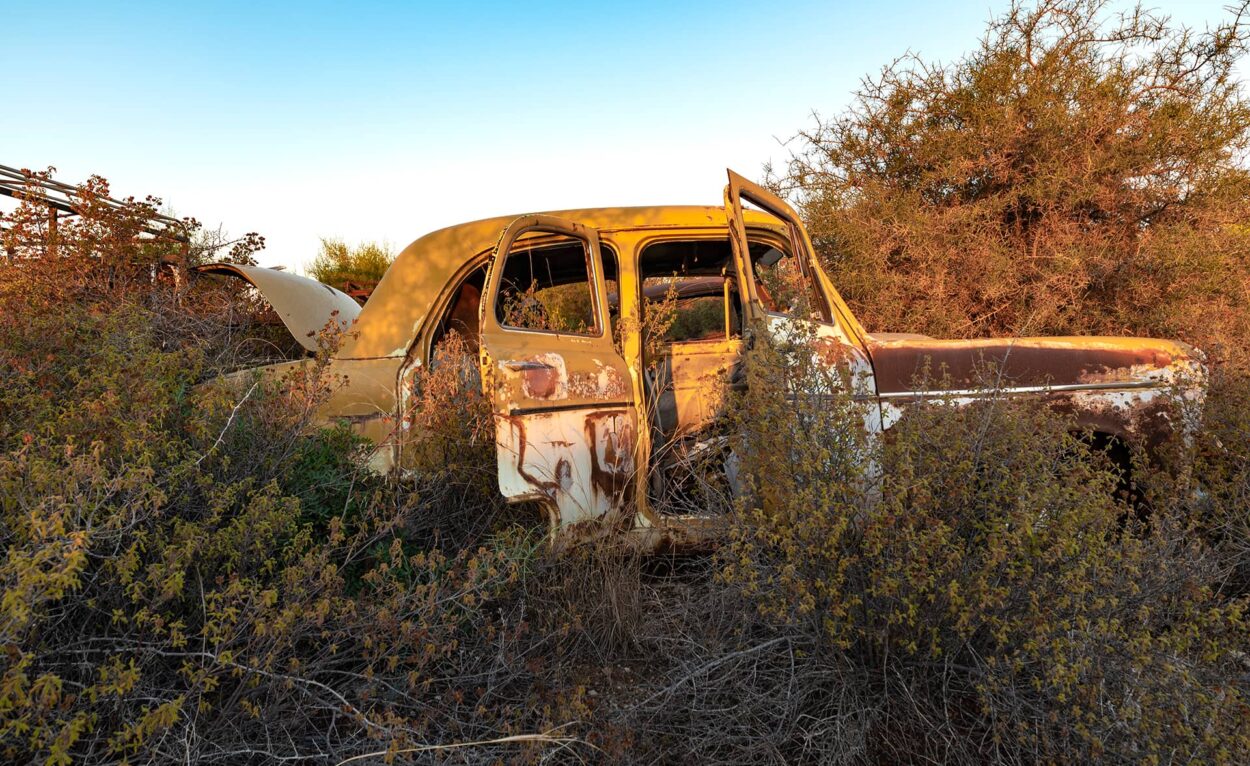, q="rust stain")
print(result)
[500,414,564,497]
[586,411,634,503]
[567,365,627,399]
[522,365,561,399]
[869,338,1195,393]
